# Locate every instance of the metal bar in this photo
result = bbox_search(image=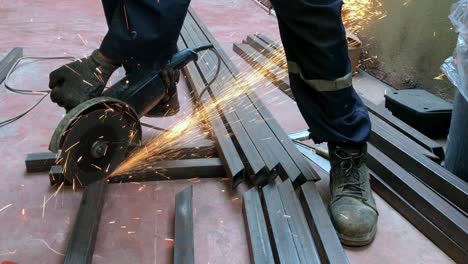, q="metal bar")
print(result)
[25,152,58,172]
[186,11,316,185]
[178,40,246,187]
[369,115,468,214]
[174,186,194,264]
[108,158,225,183]
[248,92,320,185]
[49,165,65,186]
[244,35,285,70]
[299,182,349,264]
[261,182,301,264]
[233,43,292,97]
[243,187,275,264]
[180,19,270,185]
[0,47,23,83]
[368,113,440,163]
[277,180,321,263]
[64,179,106,264]
[363,98,445,159]
[370,171,468,263]
[367,145,468,249]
